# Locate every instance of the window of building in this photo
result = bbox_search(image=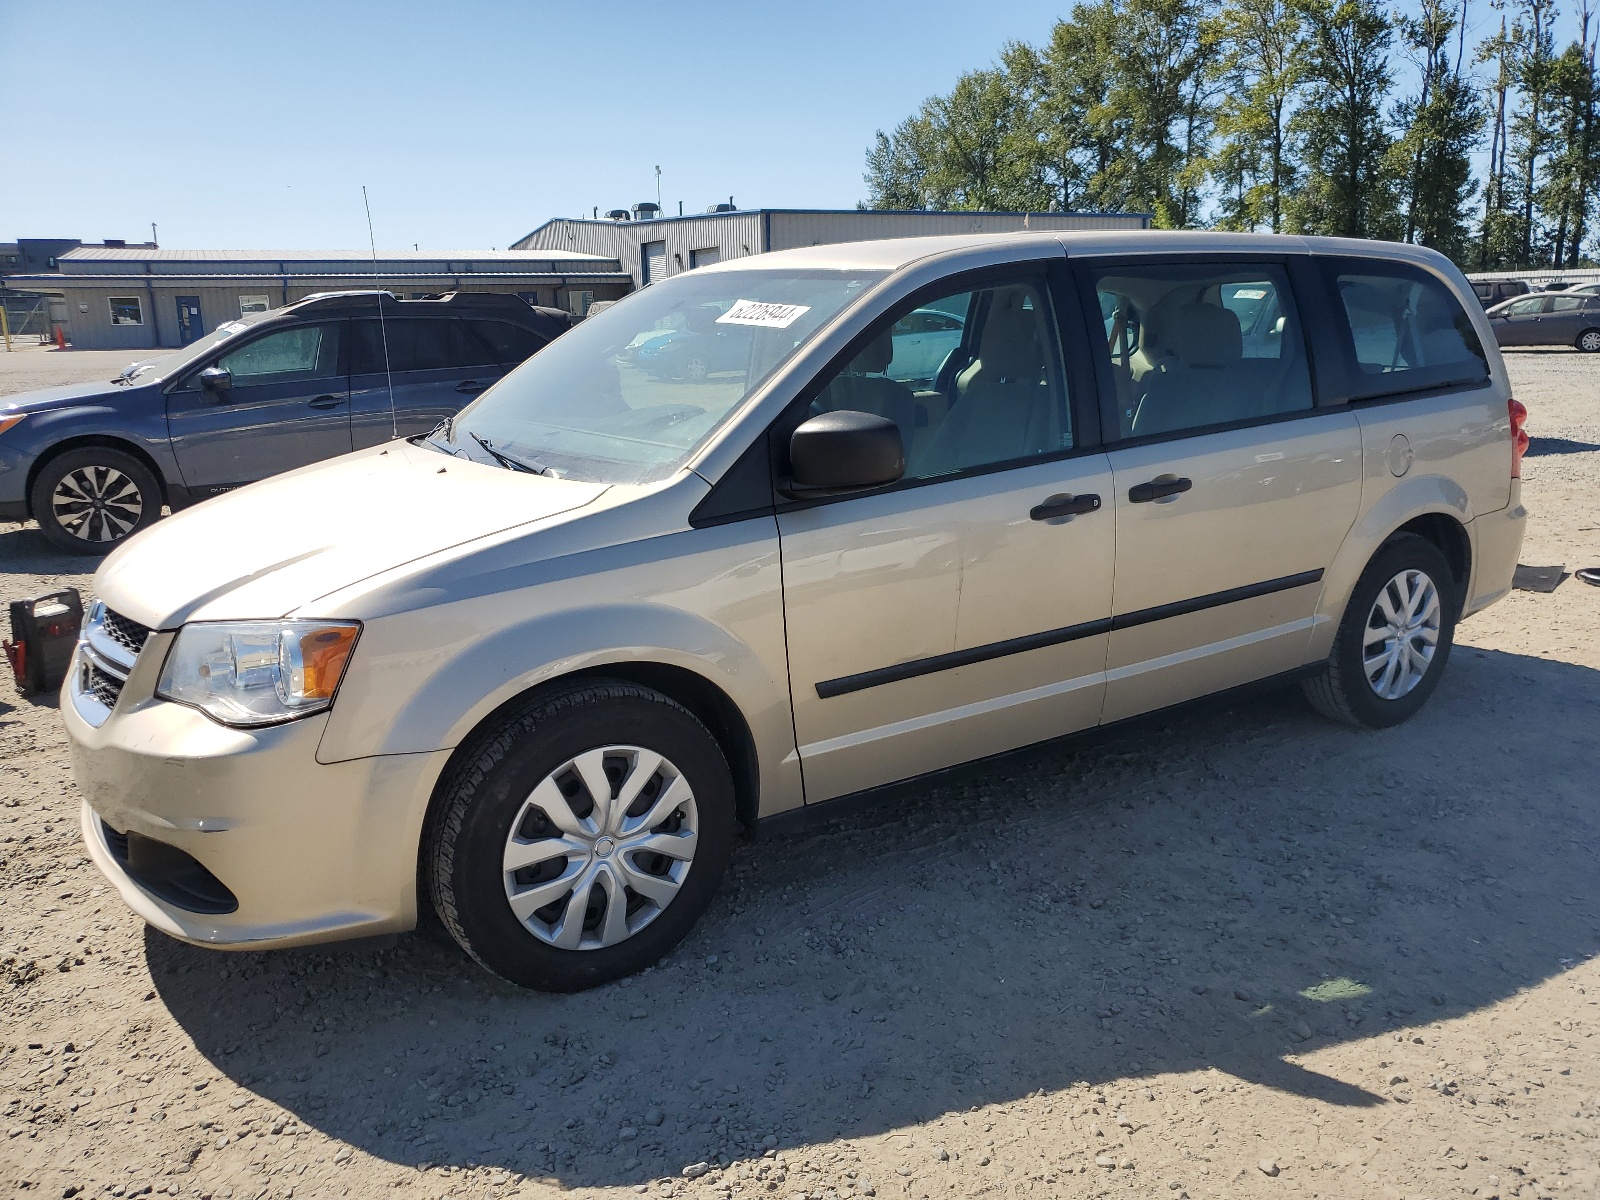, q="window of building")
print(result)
[108,296,144,327]
[1091,262,1312,439]
[1331,263,1488,397]
[238,294,271,316]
